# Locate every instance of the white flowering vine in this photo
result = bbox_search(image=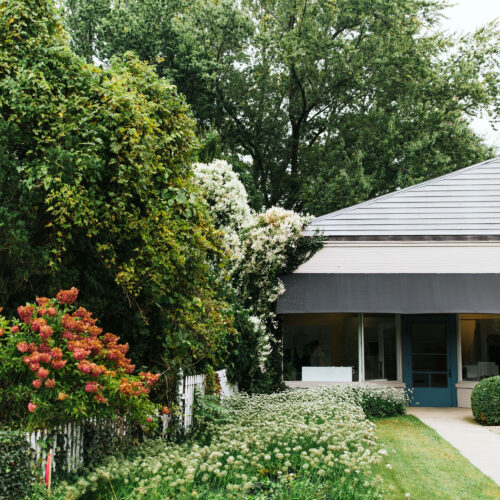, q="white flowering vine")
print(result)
[193,159,316,373]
